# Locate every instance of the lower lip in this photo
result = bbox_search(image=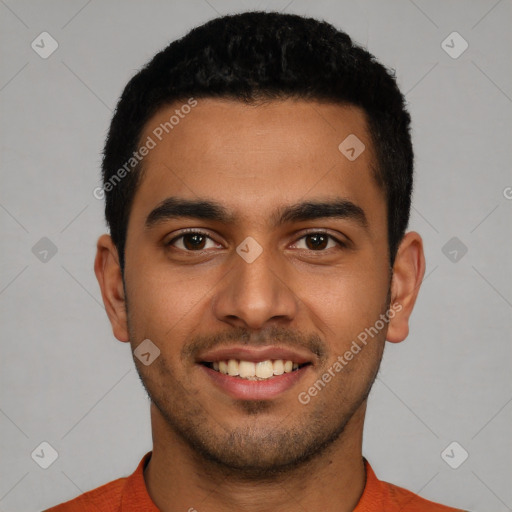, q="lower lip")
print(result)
[200,364,310,400]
